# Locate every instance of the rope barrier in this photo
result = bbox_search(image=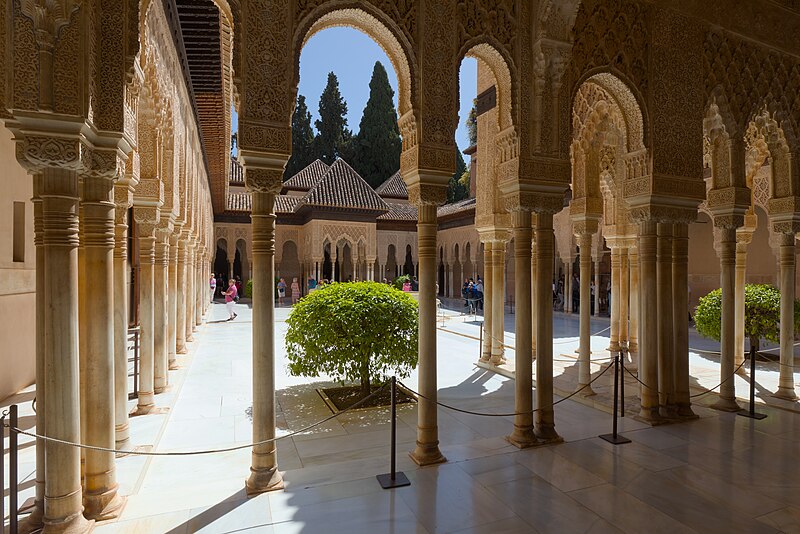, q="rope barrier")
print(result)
[620,359,747,398]
[1,382,391,457]
[397,360,614,418]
